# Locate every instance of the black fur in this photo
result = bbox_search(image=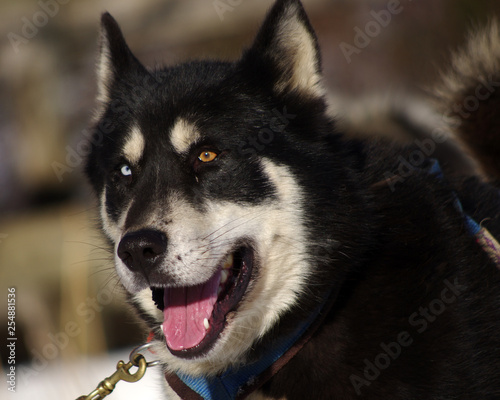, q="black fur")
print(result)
[85,0,500,398]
